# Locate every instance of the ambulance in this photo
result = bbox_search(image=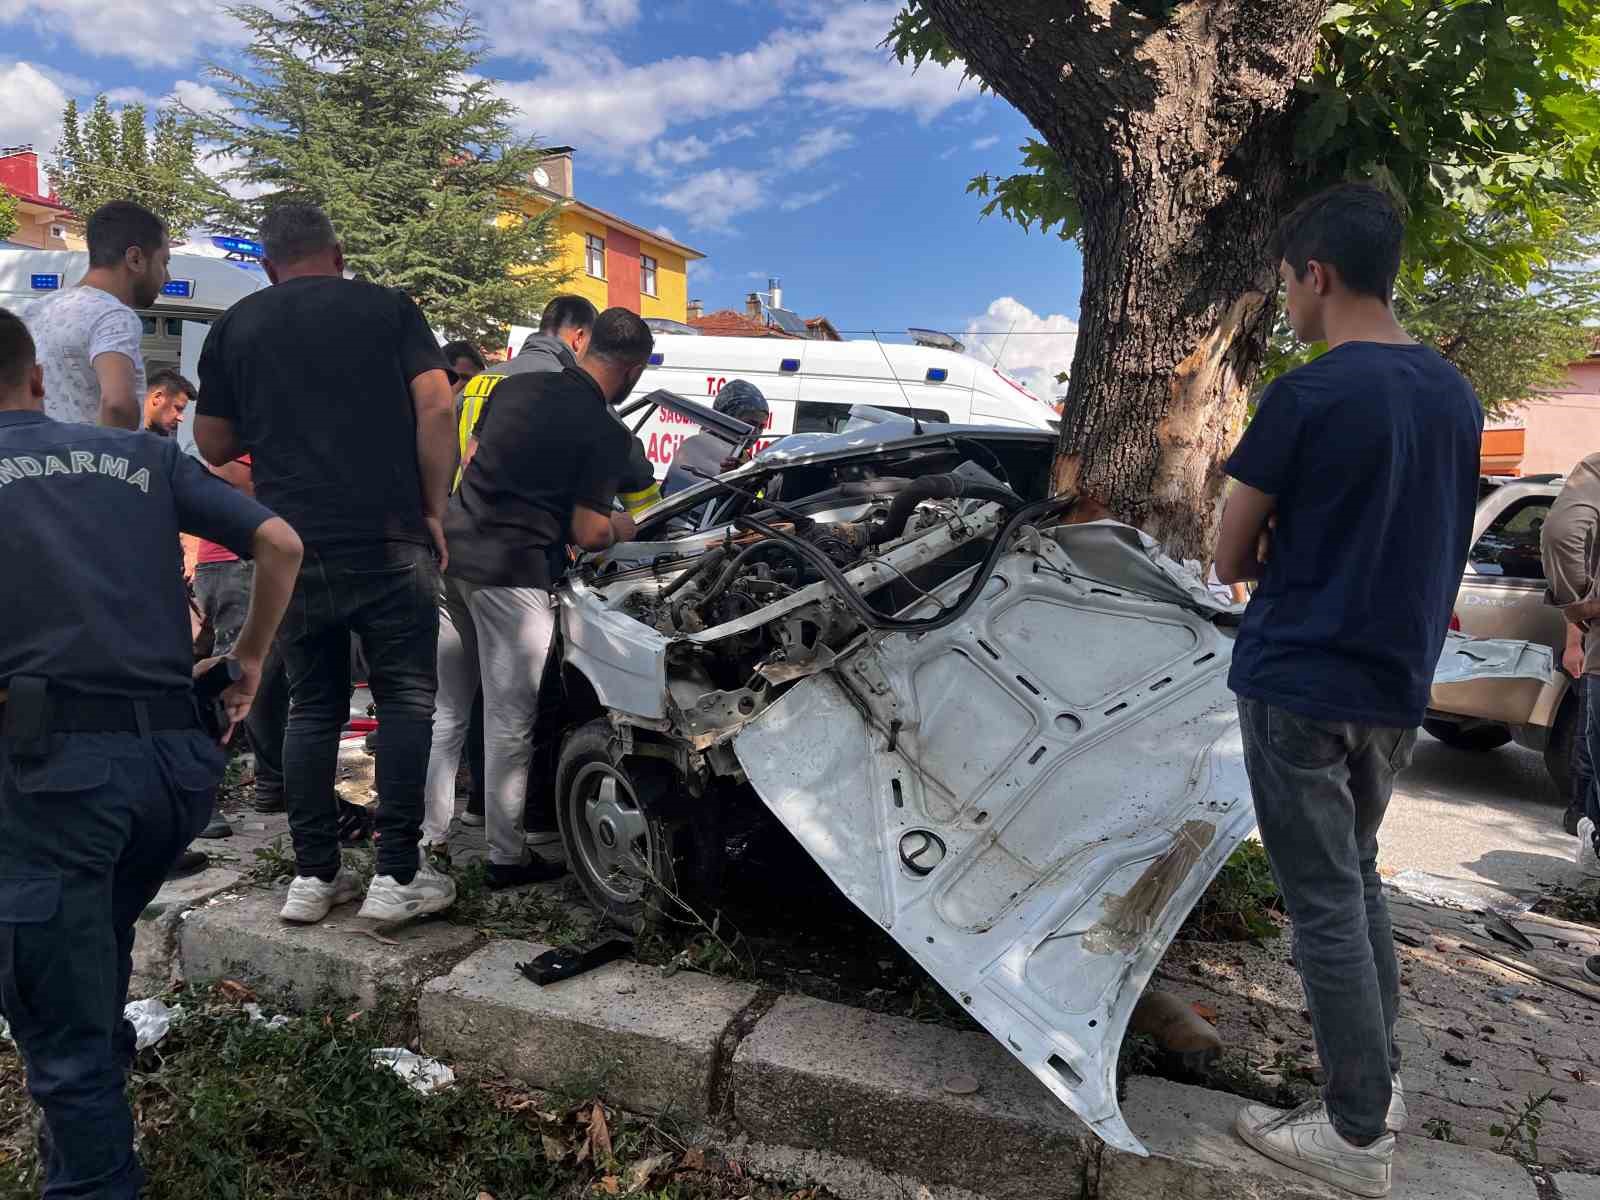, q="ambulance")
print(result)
[506,324,1060,477]
[0,238,270,455]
